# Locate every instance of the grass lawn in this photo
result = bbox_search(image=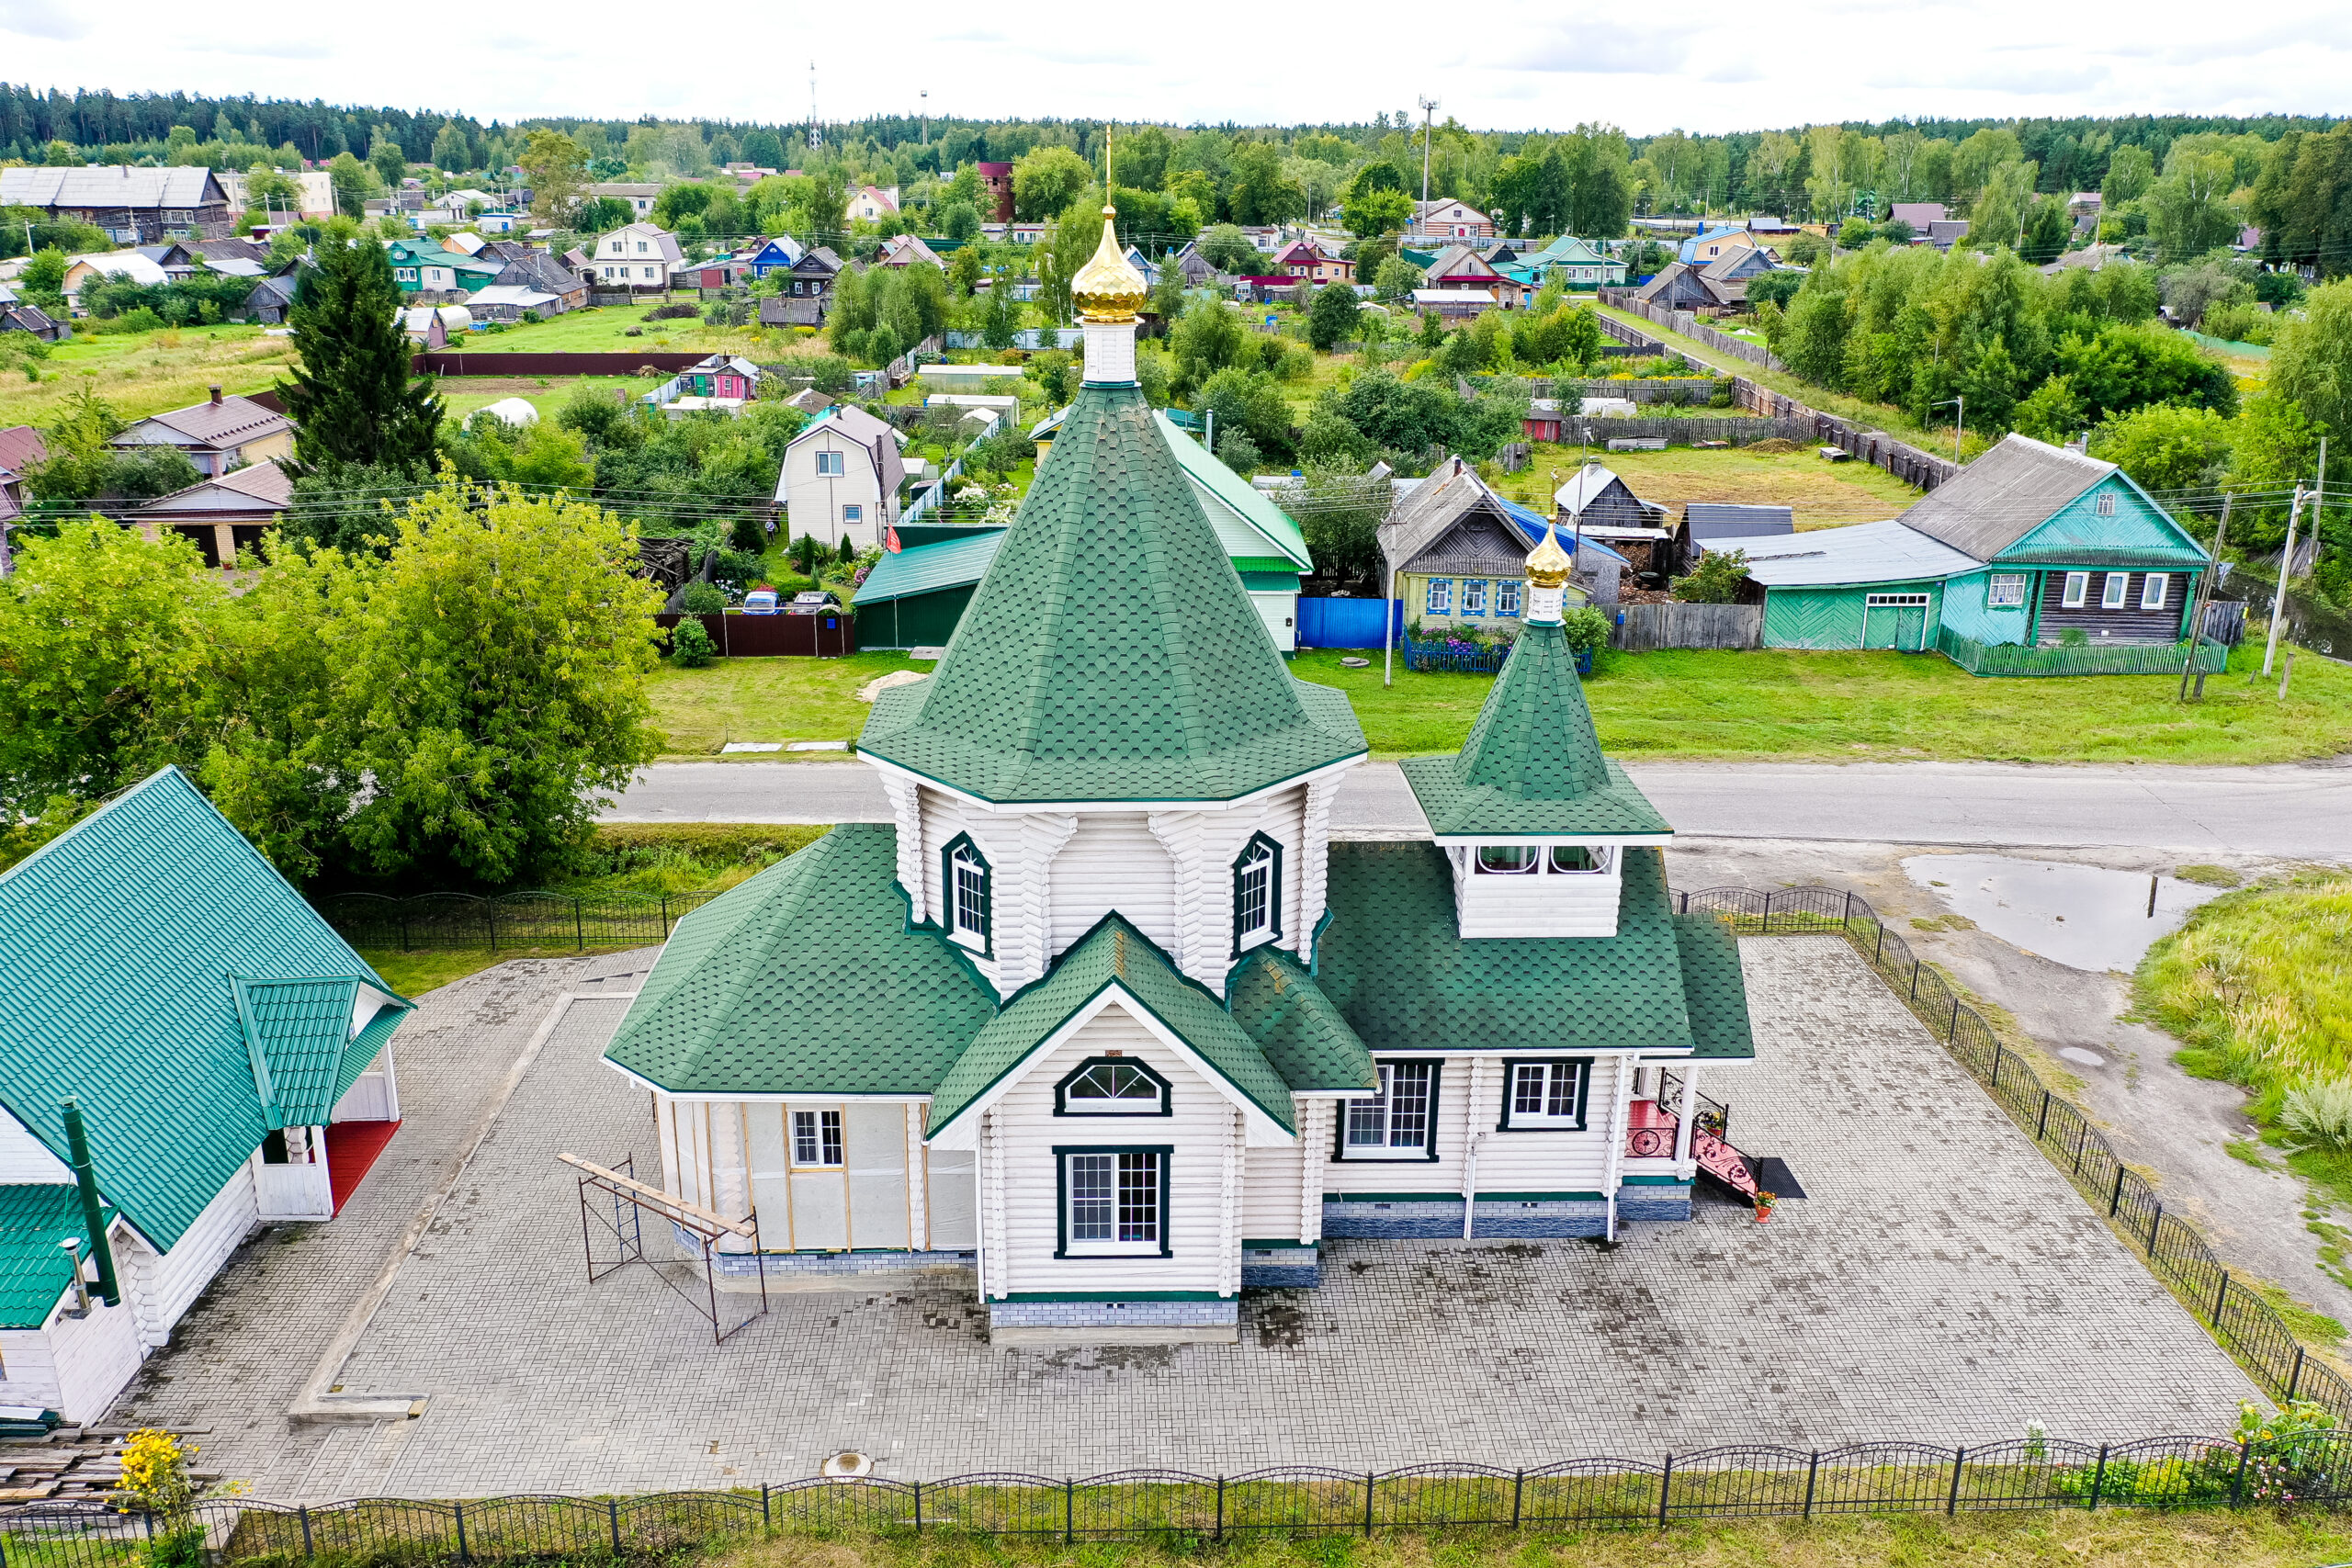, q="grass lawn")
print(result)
[436,374,663,424]
[646,649,935,754]
[1291,641,2352,764]
[454,301,838,367]
[1483,439,1924,524]
[694,1511,2352,1568]
[0,322,298,427]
